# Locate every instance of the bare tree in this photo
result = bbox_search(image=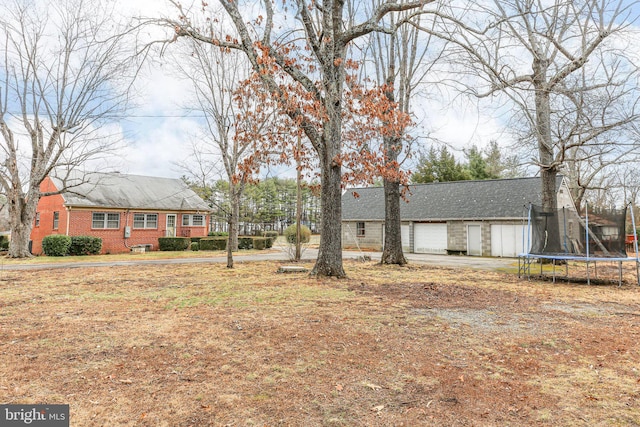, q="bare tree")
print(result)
[159,0,434,277]
[360,4,445,265]
[423,0,640,211]
[172,37,259,268]
[0,0,138,257]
